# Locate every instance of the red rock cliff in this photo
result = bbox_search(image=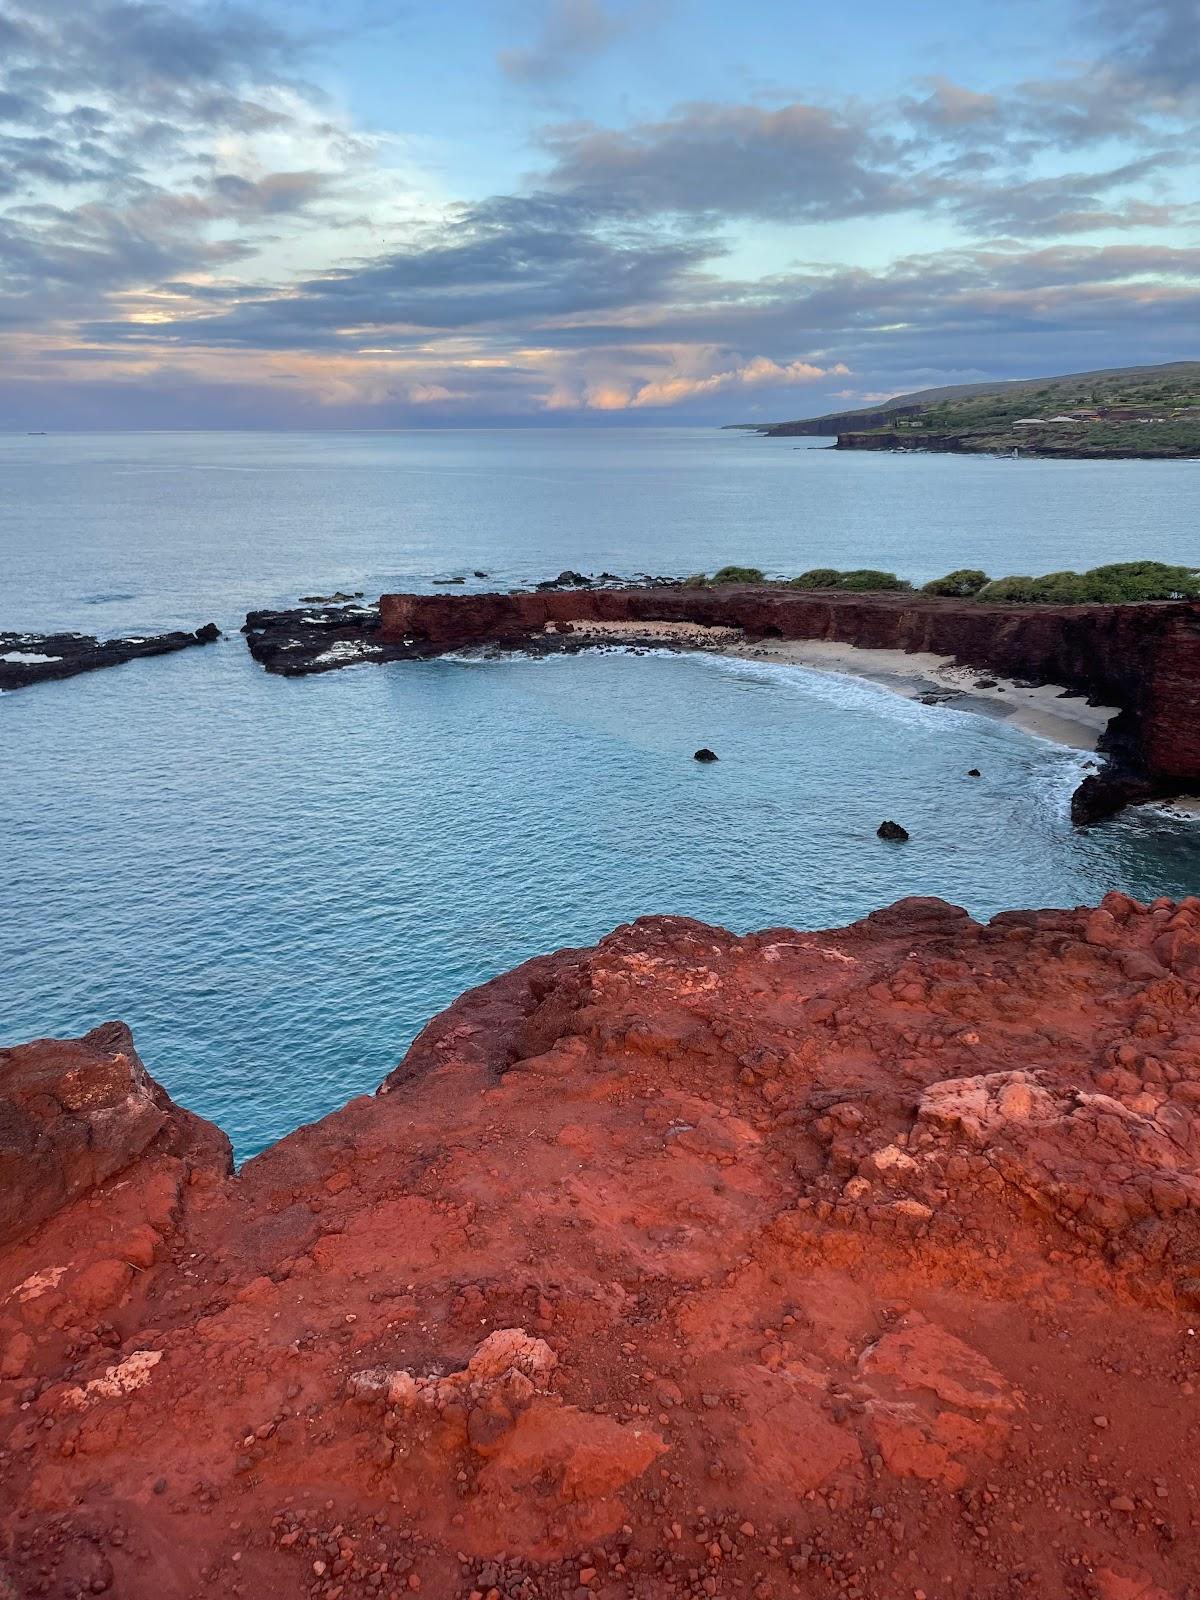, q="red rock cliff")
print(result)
[4,895,1200,1598]
[379,586,1200,818]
